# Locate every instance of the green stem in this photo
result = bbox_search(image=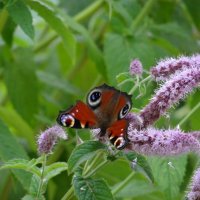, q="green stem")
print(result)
[83,151,104,176]
[128,75,151,95]
[34,0,104,53]
[178,0,199,38]
[84,159,109,178]
[117,78,134,88]
[34,34,58,53]
[112,172,135,195]
[61,186,74,200]
[0,9,8,33]
[179,101,200,127]
[74,0,104,22]
[131,0,156,31]
[36,154,47,199]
